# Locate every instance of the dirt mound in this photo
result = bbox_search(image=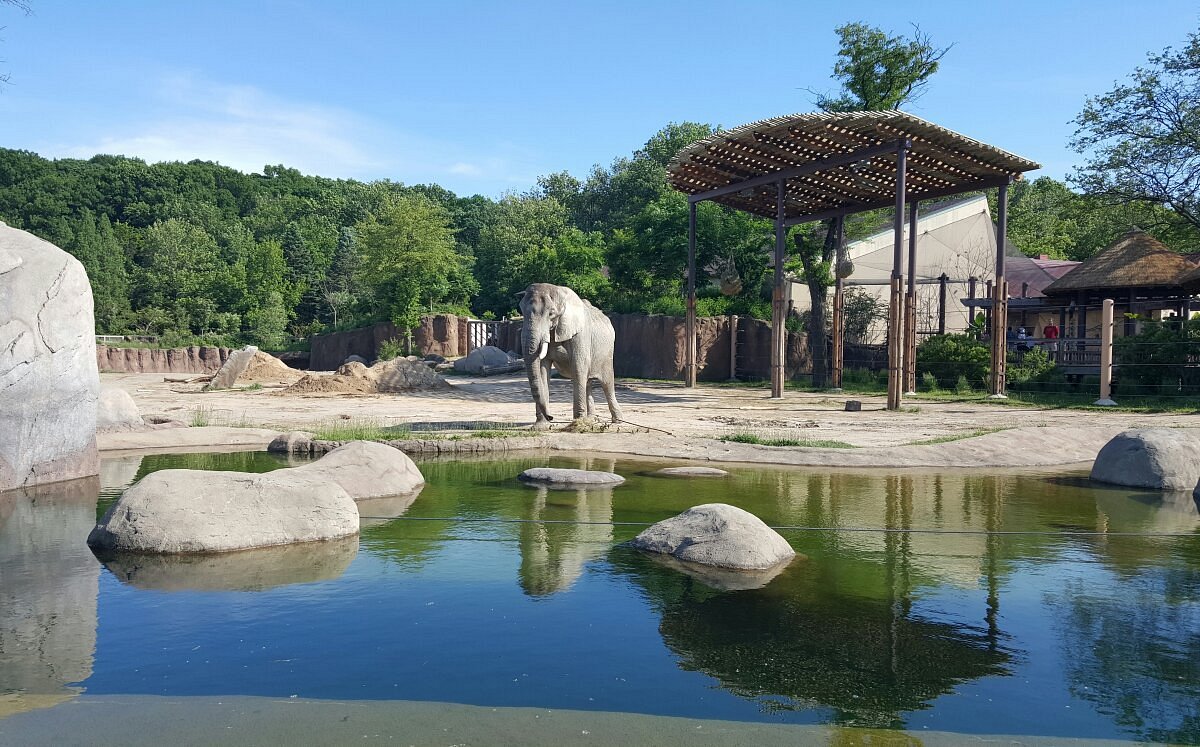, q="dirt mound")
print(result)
[238,350,304,384]
[280,358,450,396]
